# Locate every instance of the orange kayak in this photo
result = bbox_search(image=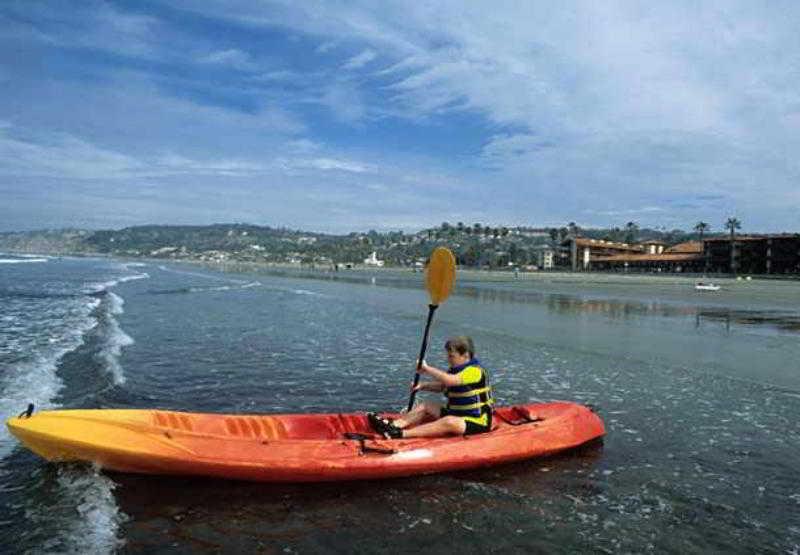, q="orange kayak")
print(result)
[6,402,604,482]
